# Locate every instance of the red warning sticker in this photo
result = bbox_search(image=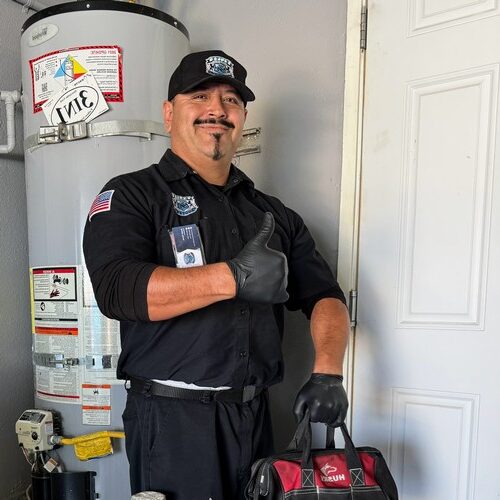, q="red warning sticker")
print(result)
[29,45,123,113]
